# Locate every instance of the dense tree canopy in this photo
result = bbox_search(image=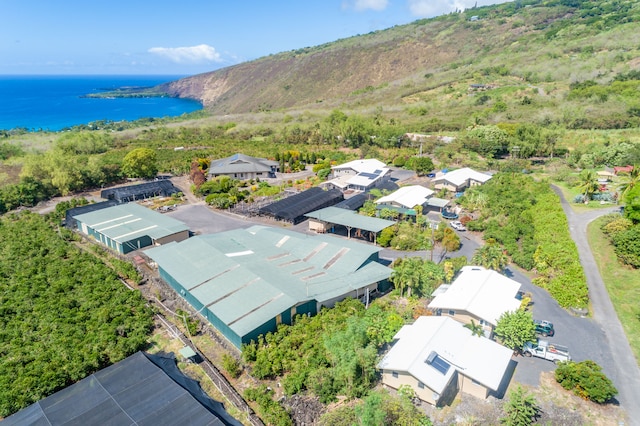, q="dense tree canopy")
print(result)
[0,212,154,416]
[122,148,158,179]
